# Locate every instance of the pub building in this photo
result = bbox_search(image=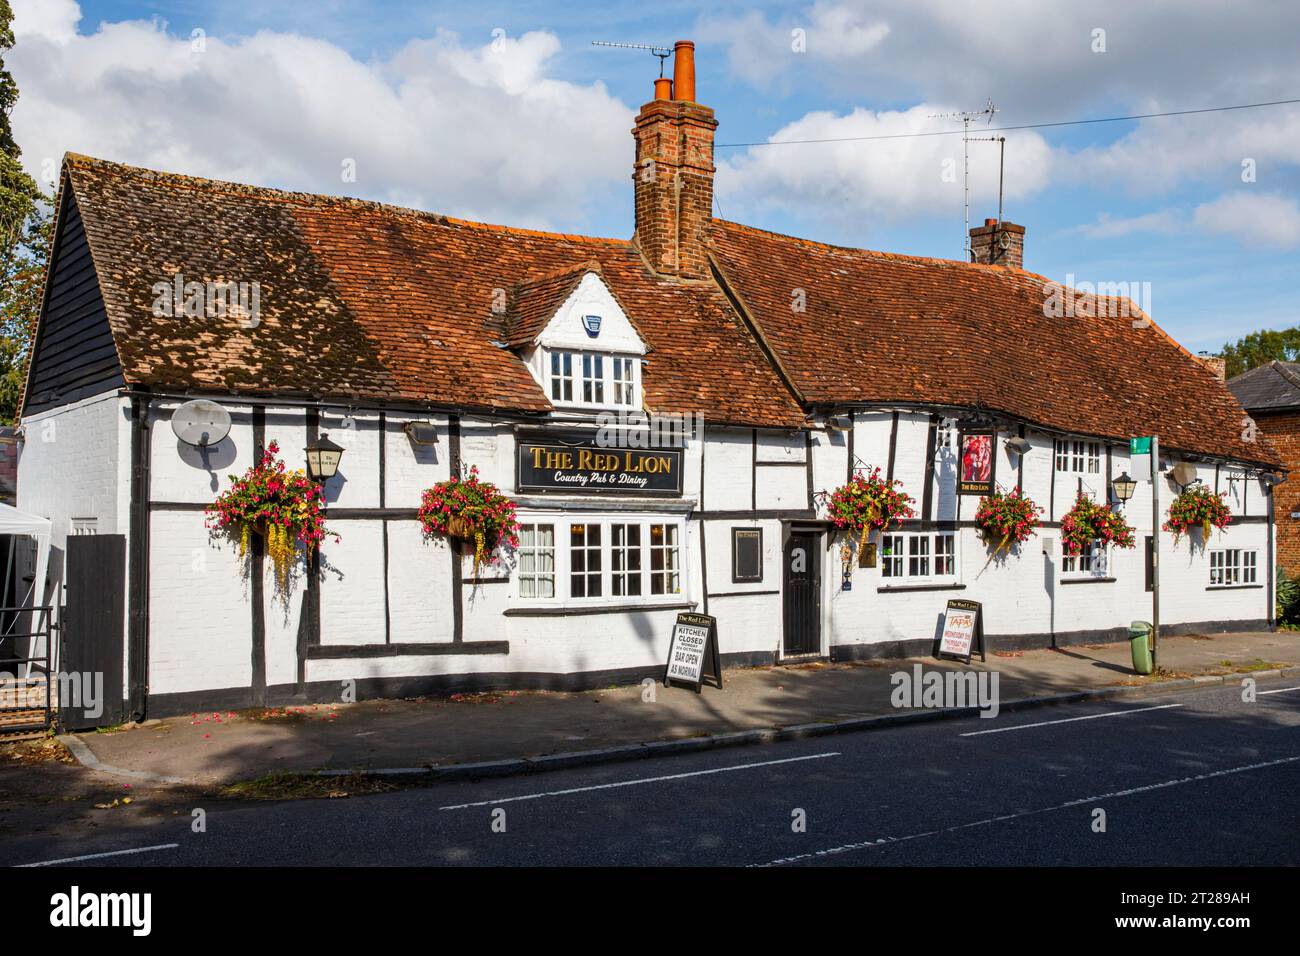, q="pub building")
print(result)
[17,42,1280,718]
